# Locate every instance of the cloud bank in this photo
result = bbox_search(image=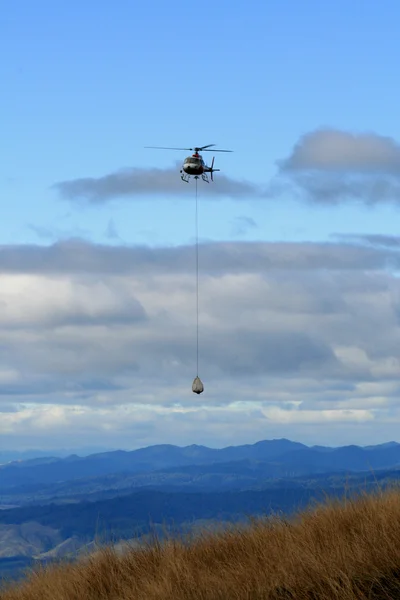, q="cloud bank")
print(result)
[1,238,400,449]
[0,237,397,275]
